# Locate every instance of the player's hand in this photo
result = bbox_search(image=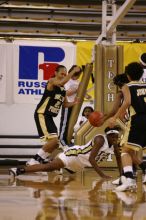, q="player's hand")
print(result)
[73,66,81,73]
